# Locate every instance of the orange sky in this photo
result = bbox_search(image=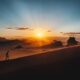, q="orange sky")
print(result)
[0,27,63,39]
